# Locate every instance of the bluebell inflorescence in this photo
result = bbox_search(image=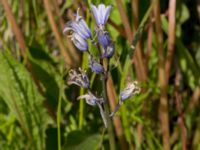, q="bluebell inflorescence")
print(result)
[64,4,140,126]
